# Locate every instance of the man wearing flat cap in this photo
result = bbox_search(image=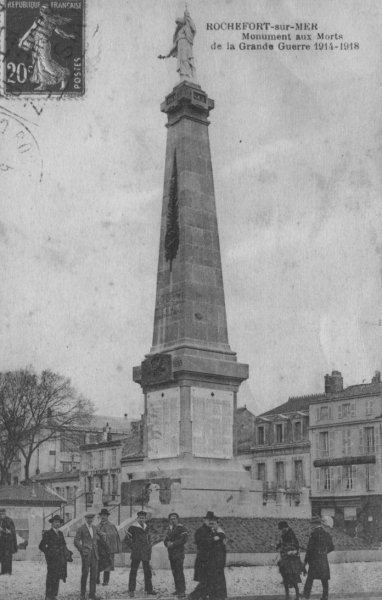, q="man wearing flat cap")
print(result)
[302,515,334,600]
[164,512,188,598]
[39,514,69,600]
[188,511,215,600]
[74,512,105,600]
[125,510,157,597]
